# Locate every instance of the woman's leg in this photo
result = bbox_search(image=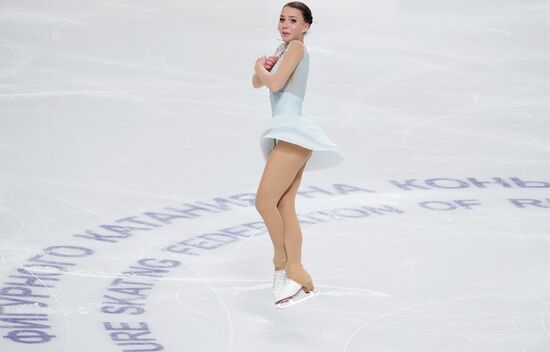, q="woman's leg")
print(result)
[255,140,312,272]
[277,162,314,290]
